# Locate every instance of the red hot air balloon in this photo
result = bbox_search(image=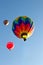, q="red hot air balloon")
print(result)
[6,42,14,50]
